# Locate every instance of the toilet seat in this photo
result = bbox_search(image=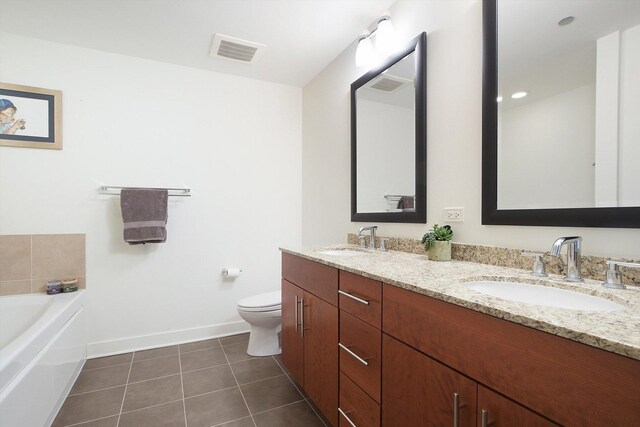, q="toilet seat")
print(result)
[237,291,281,312]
